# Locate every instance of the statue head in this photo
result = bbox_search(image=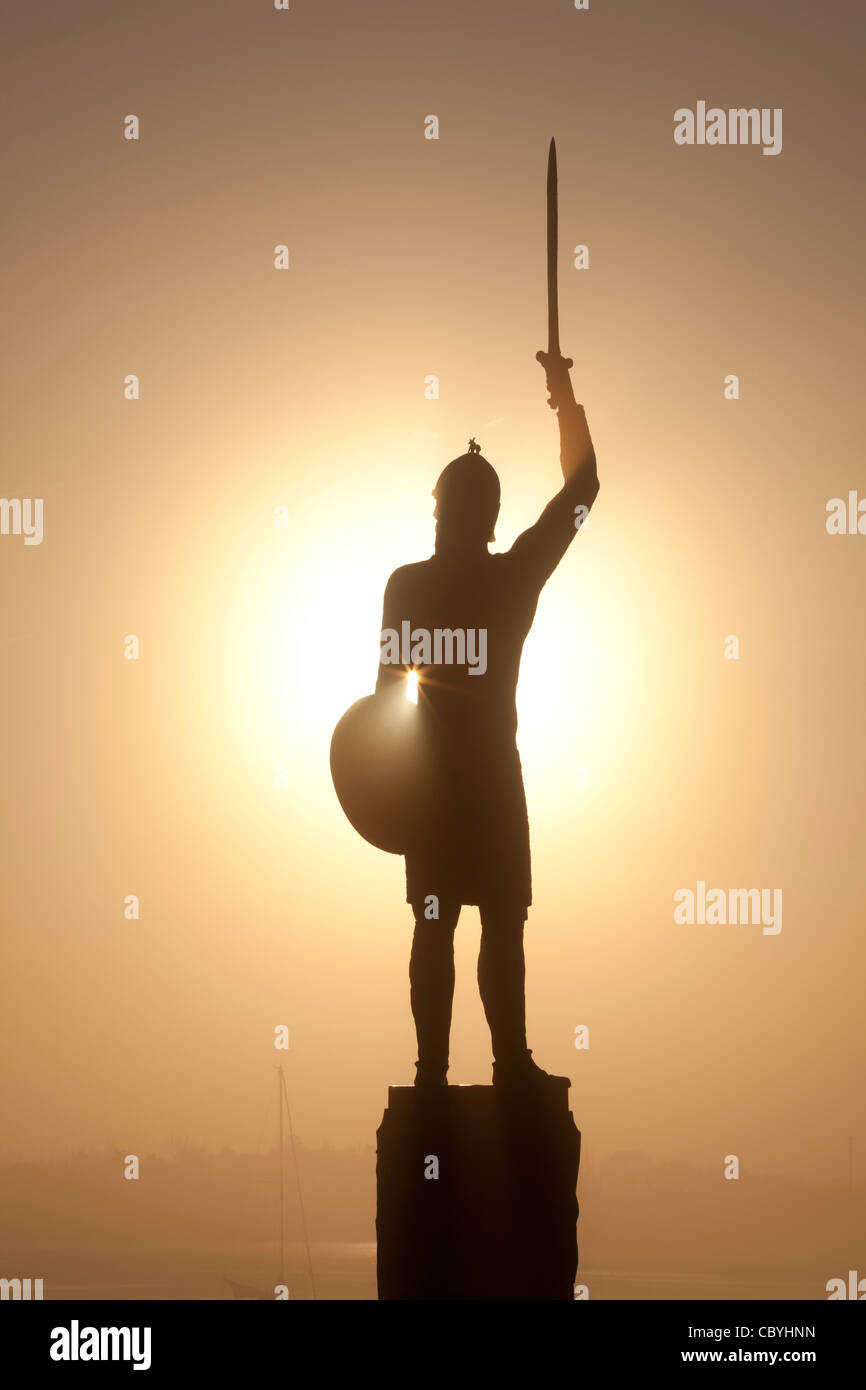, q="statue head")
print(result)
[432,441,501,548]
